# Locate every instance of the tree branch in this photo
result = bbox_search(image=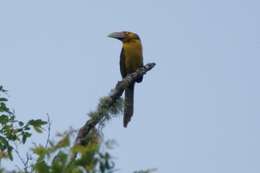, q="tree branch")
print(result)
[74,62,156,146]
